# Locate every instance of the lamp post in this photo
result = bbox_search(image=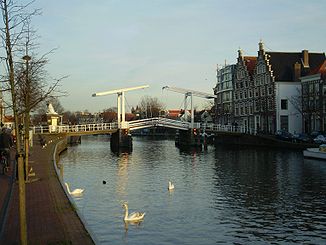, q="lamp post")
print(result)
[16,54,31,245]
[23,54,31,182]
